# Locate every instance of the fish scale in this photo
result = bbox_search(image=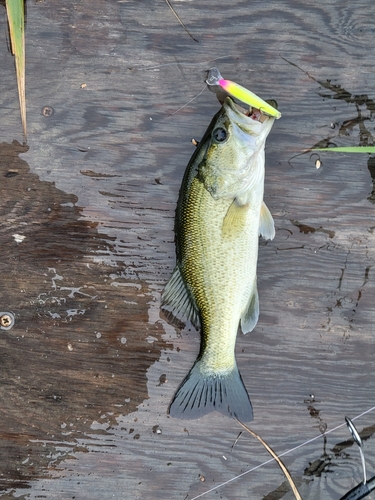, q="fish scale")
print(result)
[181,178,258,371]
